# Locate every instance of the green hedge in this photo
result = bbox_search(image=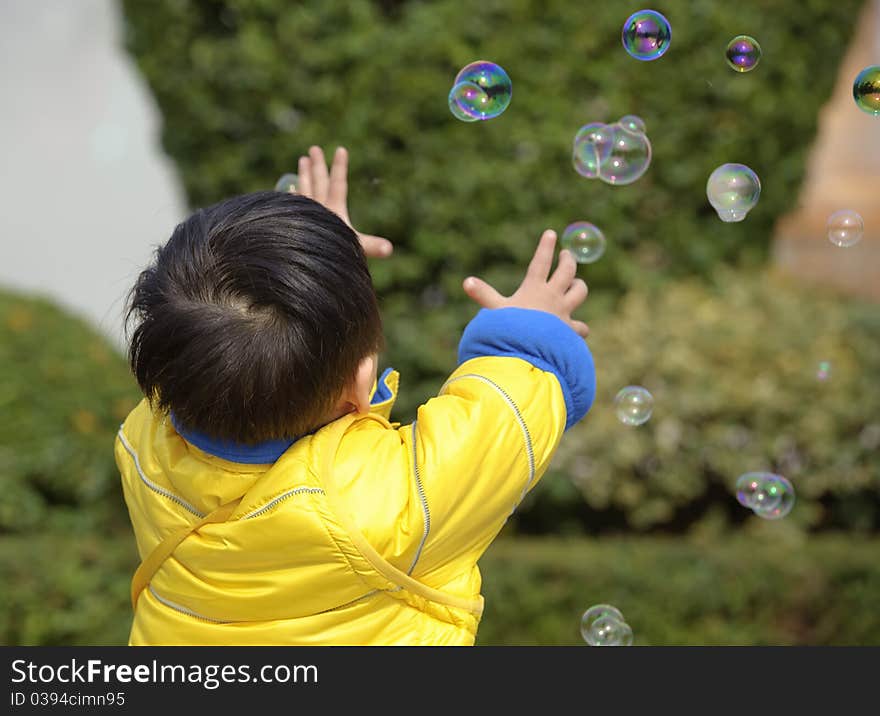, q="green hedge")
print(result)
[120,0,862,415]
[518,268,880,534]
[477,535,880,645]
